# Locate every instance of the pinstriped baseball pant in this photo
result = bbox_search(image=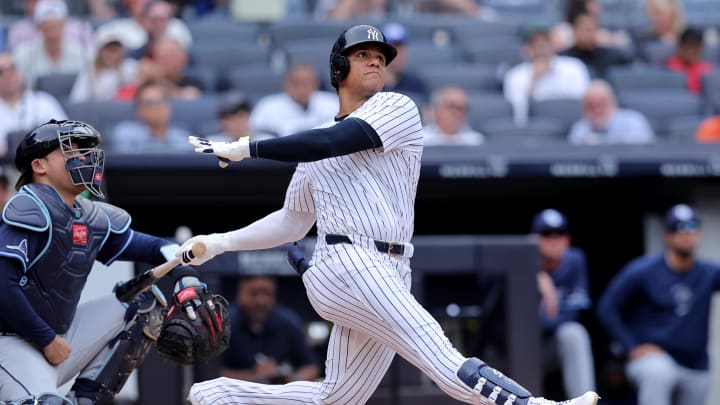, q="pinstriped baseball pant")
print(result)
[189,242,476,404]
